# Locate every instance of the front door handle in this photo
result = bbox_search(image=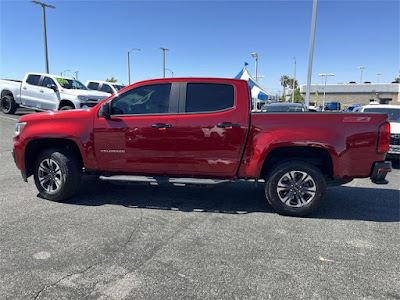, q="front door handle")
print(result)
[23,87,27,90]
[39,89,44,93]
[217,122,239,129]
[152,123,172,130]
